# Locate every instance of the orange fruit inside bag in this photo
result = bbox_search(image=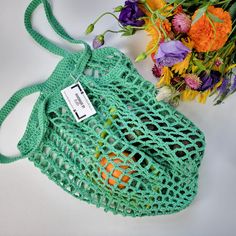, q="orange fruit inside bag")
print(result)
[99,152,135,189]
